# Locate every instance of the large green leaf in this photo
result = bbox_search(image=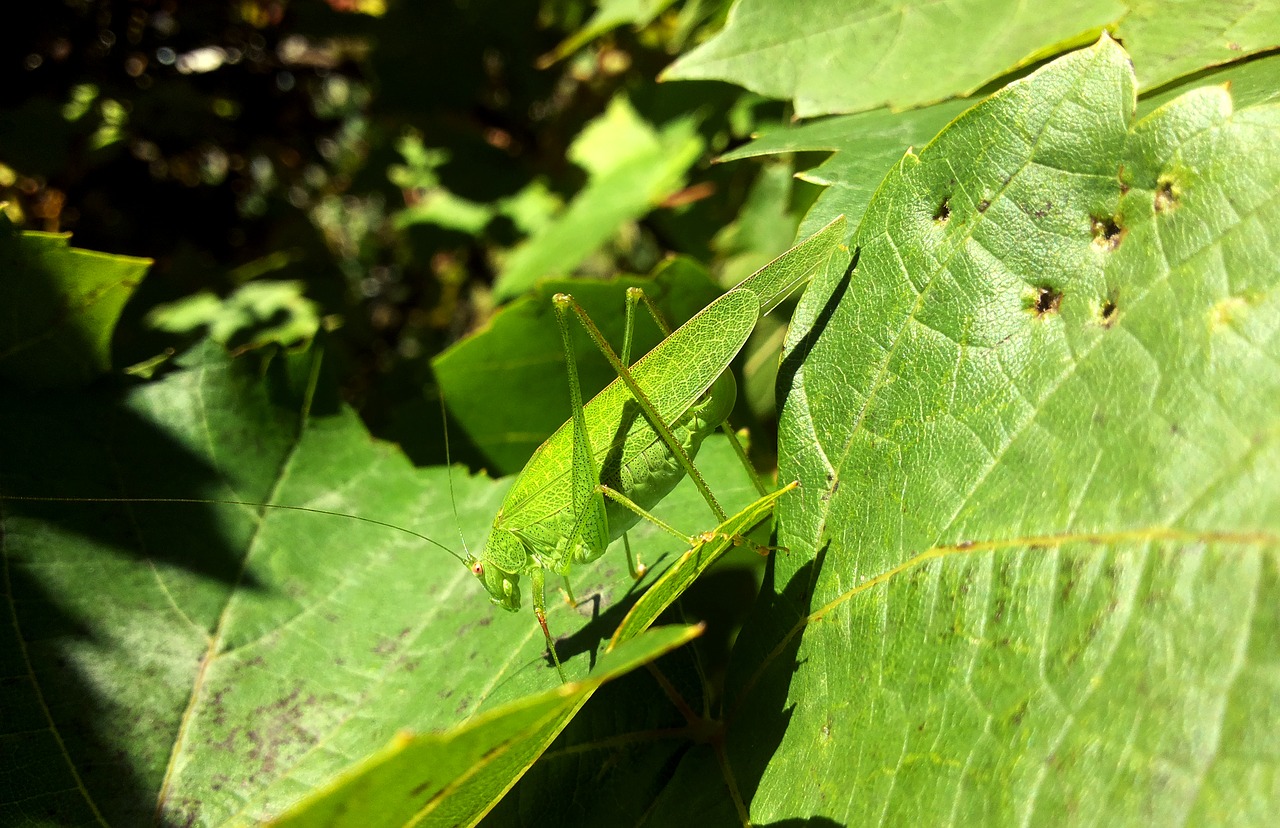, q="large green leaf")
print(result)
[664,0,1280,117]
[664,0,1118,116]
[0,220,150,387]
[726,35,1280,825]
[0,342,765,824]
